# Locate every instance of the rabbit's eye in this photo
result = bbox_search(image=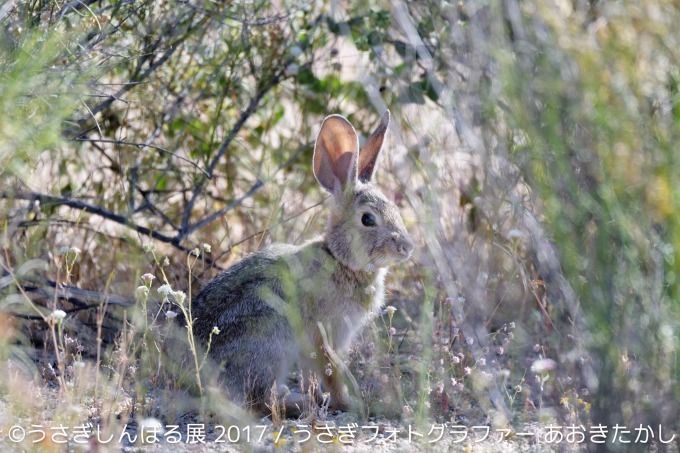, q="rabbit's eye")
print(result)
[361,213,377,227]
